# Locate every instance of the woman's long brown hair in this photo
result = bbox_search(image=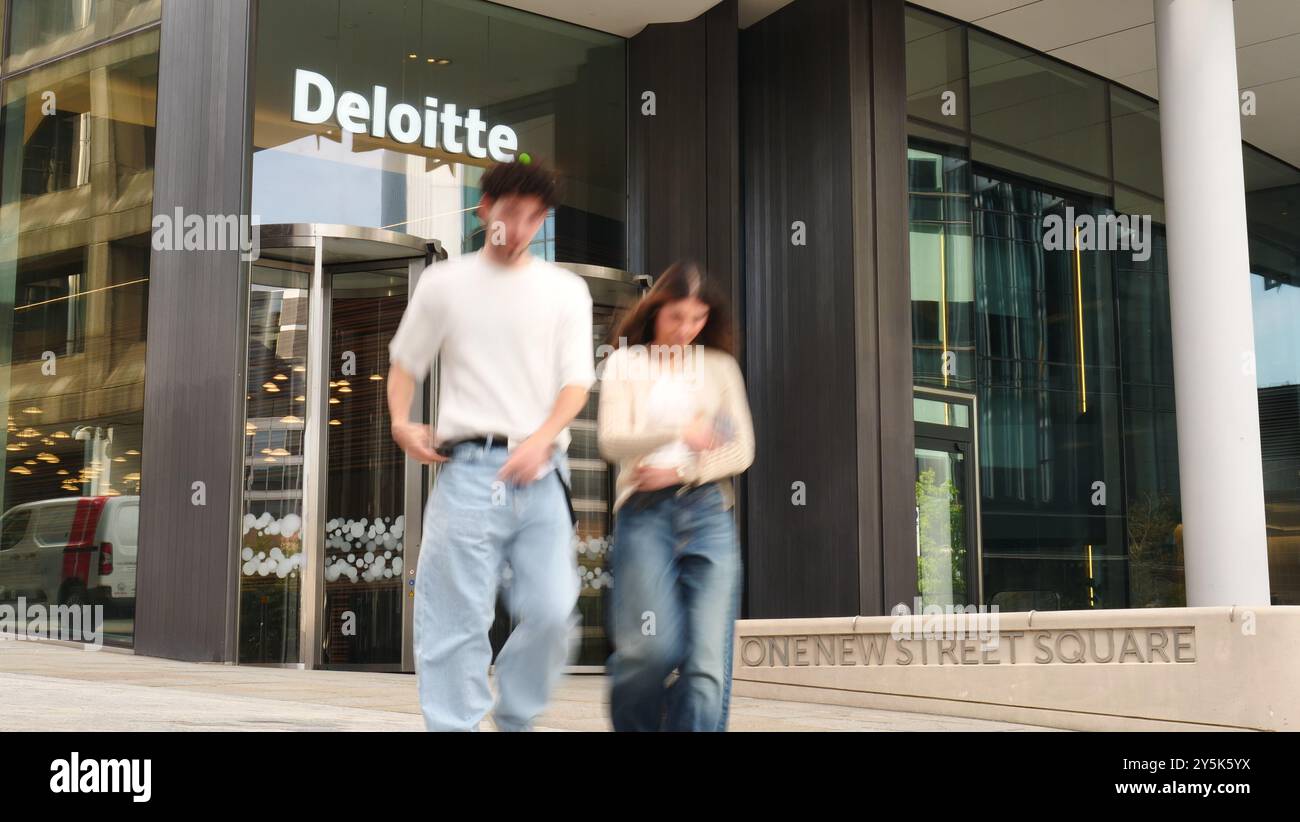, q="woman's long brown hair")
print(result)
[609,260,736,356]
